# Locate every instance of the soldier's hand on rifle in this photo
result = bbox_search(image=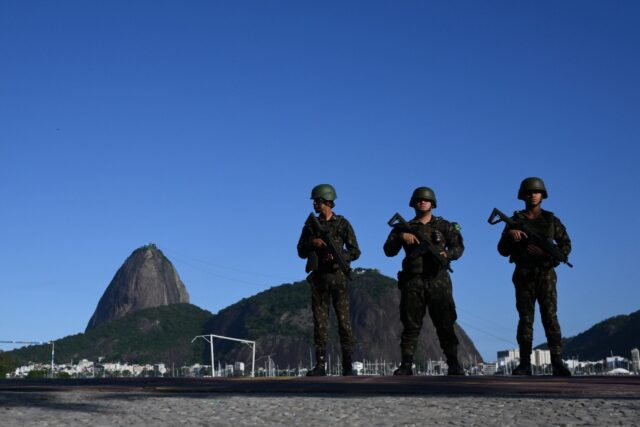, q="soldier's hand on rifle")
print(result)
[509,229,528,242]
[401,233,420,245]
[312,238,327,249]
[526,244,547,258]
[440,251,448,259]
